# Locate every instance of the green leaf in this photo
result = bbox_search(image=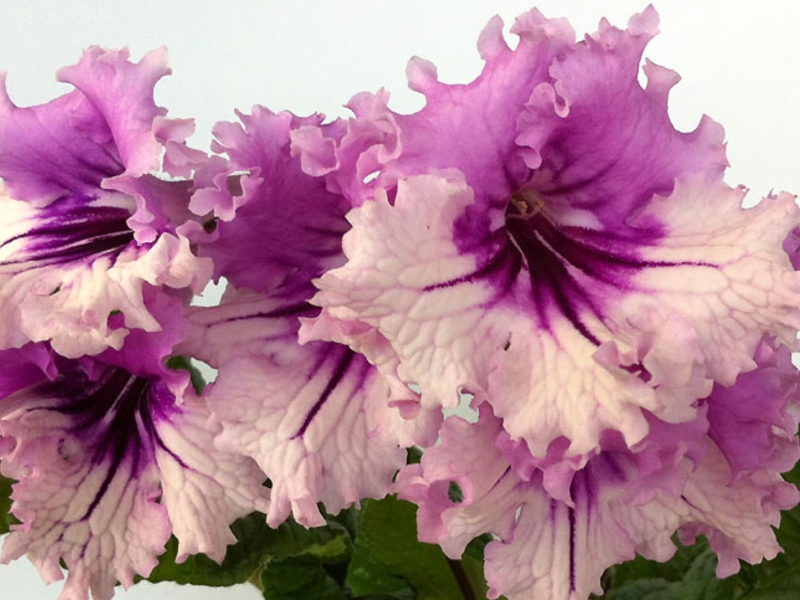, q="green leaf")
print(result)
[260,558,349,600]
[600,542,738,600]
[346,495,470,600]
[165,355,207,394]
[601,537,710,591]
[145,511,351,587]
[0,472,19,535]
